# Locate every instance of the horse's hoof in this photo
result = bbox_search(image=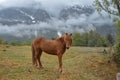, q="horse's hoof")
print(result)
[37,66,44,69]
[40,66,44,69]
[33,64,38,67]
